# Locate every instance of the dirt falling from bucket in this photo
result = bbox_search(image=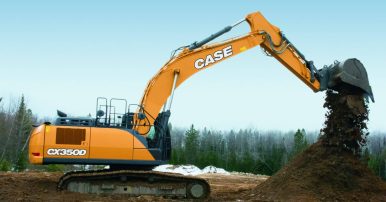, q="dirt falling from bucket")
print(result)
[320,90,369,155]
[250,89,386,201]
